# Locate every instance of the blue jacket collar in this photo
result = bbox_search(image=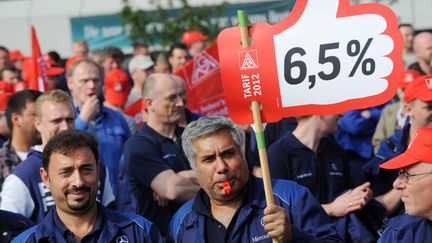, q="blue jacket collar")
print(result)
[189,176,266,225]
[33,205,136,242]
